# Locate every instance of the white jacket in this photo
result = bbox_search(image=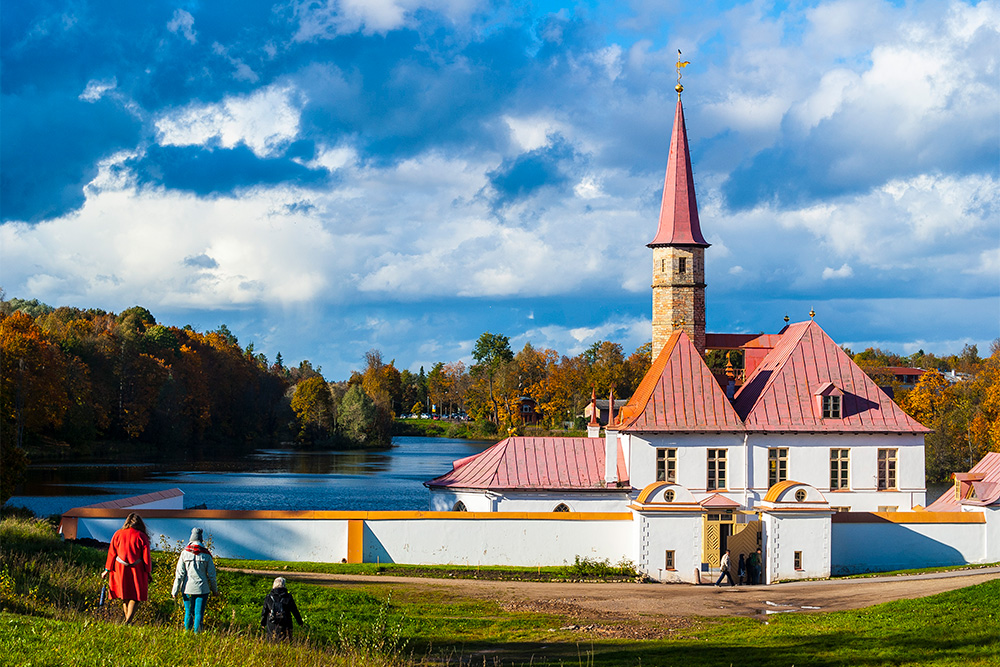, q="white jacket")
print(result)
[171,542,219,596]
